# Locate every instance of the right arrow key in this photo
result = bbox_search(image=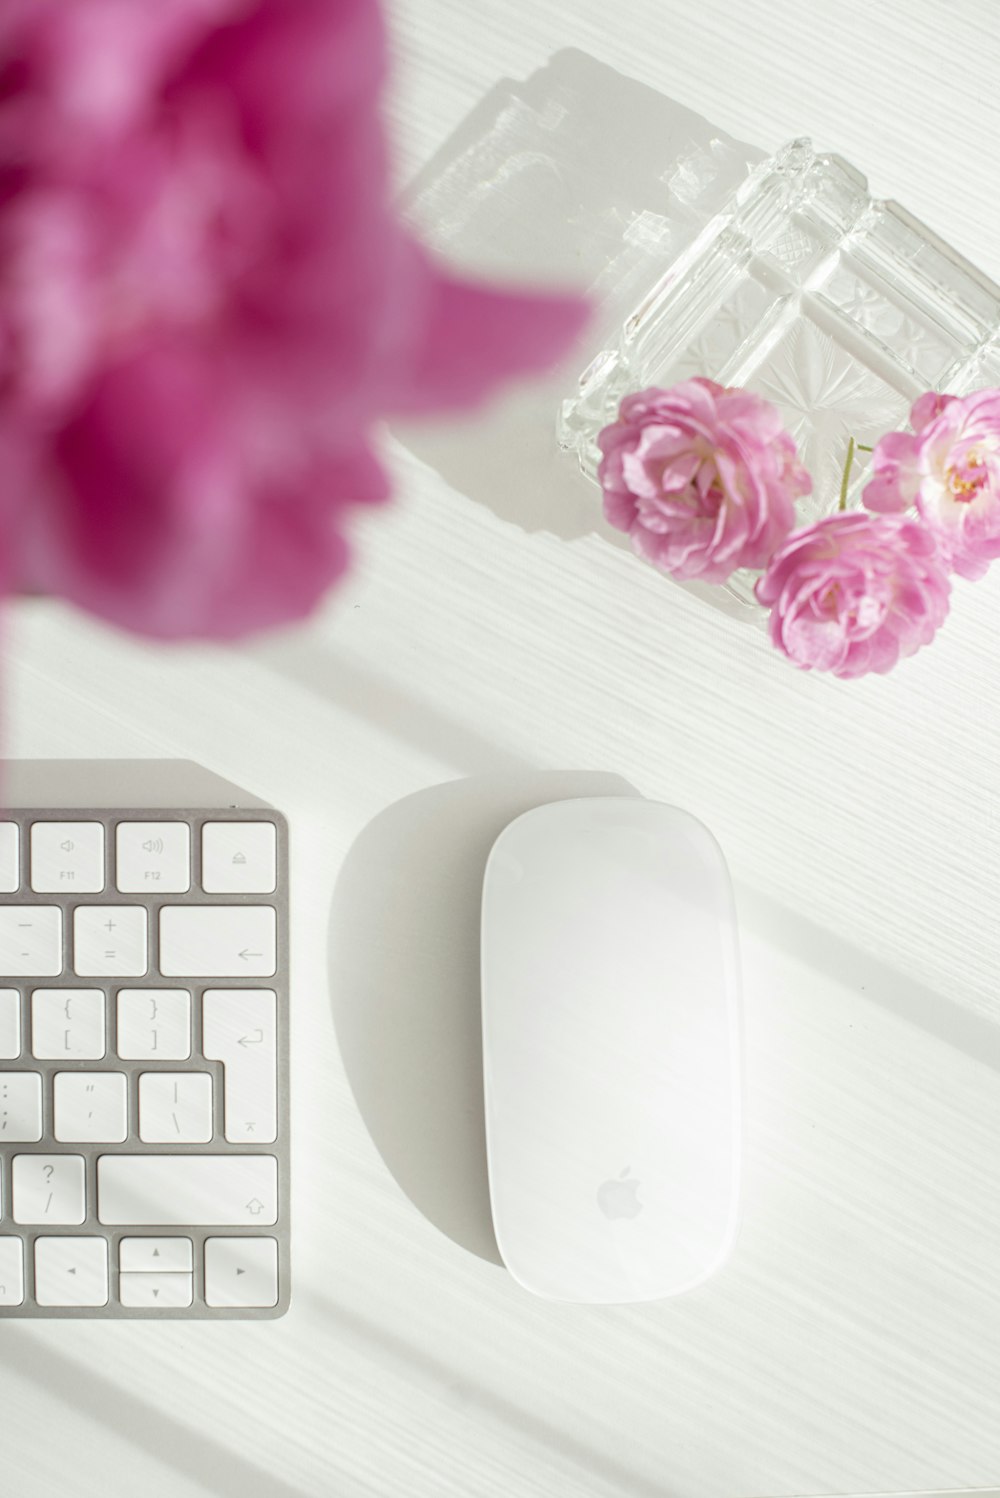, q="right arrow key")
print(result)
[205,1237,278,1309]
